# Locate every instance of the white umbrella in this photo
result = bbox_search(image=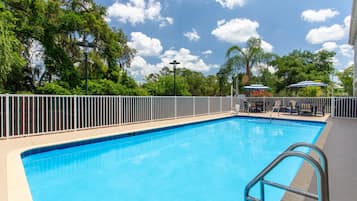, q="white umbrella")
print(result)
[243,84,271,90]
[287,81,327,88]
